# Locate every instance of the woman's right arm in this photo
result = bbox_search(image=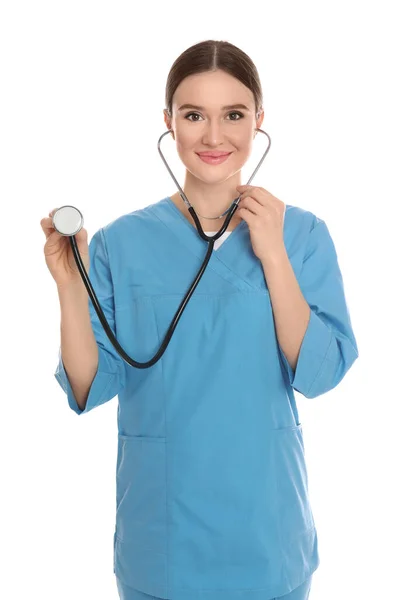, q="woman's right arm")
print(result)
[42,209,126,415]
[57,281,99,412]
